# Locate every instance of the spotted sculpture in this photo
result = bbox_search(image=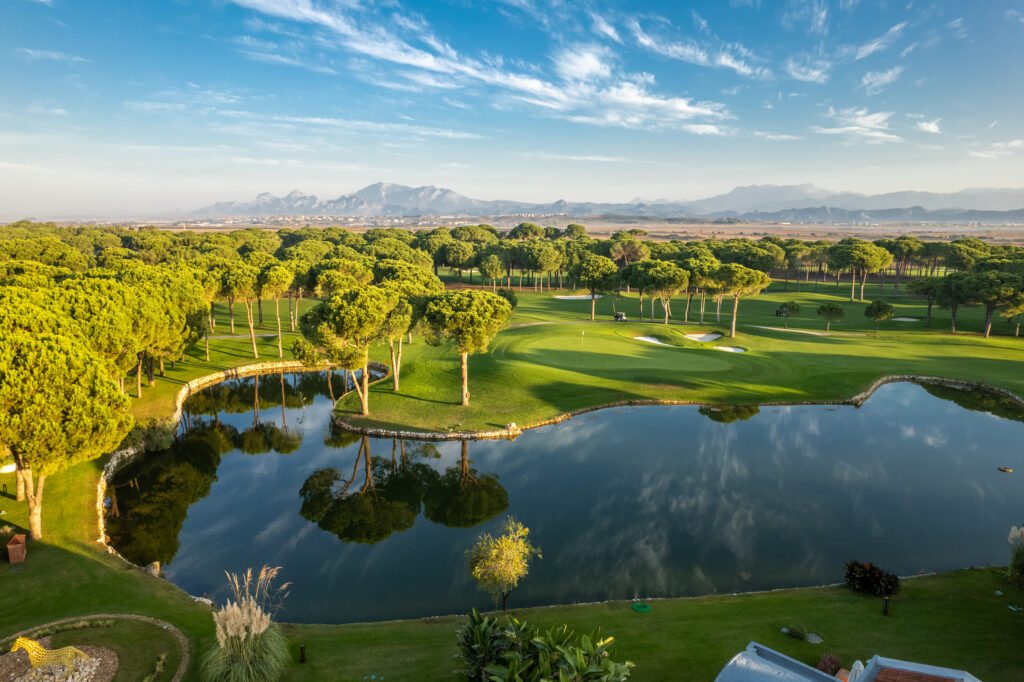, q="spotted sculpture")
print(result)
[10,636,90,671]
